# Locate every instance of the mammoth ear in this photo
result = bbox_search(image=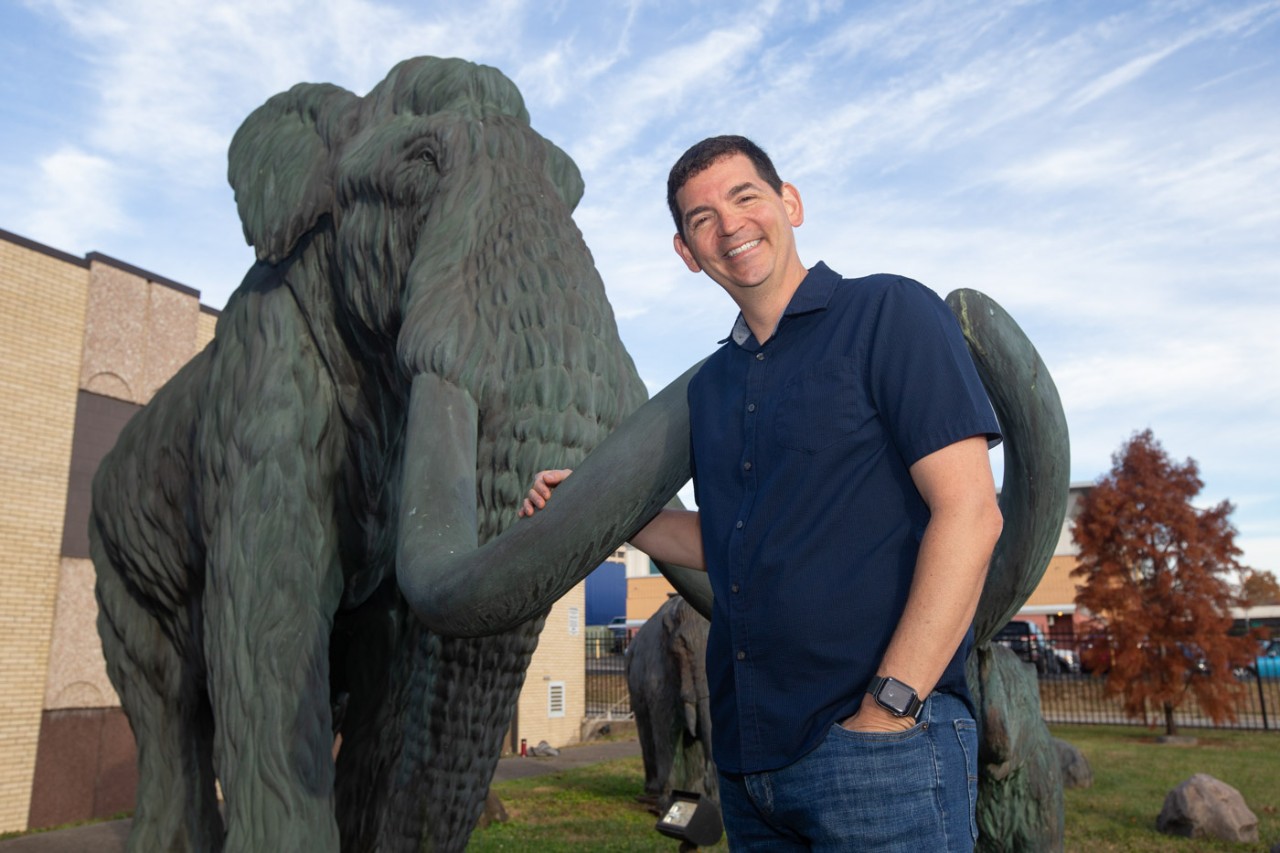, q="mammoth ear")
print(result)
[543,139,585,212]
[227,82,358,264]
